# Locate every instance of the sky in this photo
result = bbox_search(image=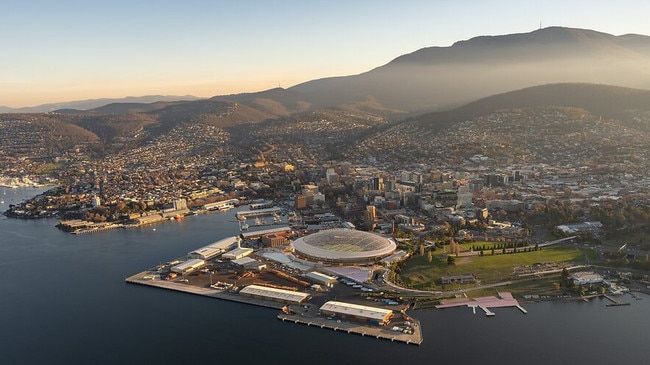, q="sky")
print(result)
[3,0,650,108]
